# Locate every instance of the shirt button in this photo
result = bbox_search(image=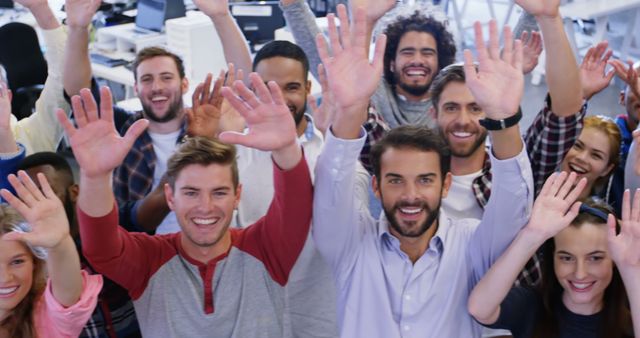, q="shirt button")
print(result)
[403,325,410,331]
